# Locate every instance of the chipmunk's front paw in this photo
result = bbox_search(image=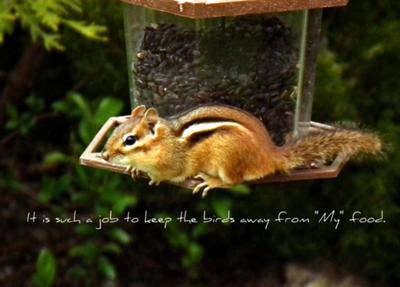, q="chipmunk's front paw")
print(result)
[125,165,140,180]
